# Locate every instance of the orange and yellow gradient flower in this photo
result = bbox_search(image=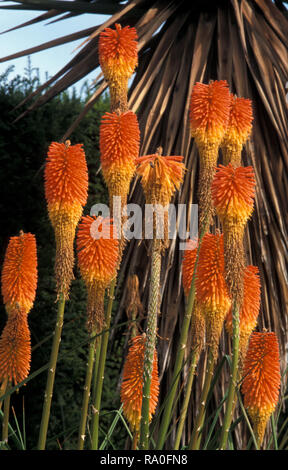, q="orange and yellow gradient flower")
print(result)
[195,233,231,362]
[0,310,31,386]
[222,95,253,166]
[189,80,231,230]
[99,23,138,111]
[212,164,256,302]
[100,110,140,210]
[225,265,260,366]
[0,232,37,387]
[241,332,281,447]
[1,231,37,315]
[121,334,159,432]
[44,140,88,299]
[76,215,119,334]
